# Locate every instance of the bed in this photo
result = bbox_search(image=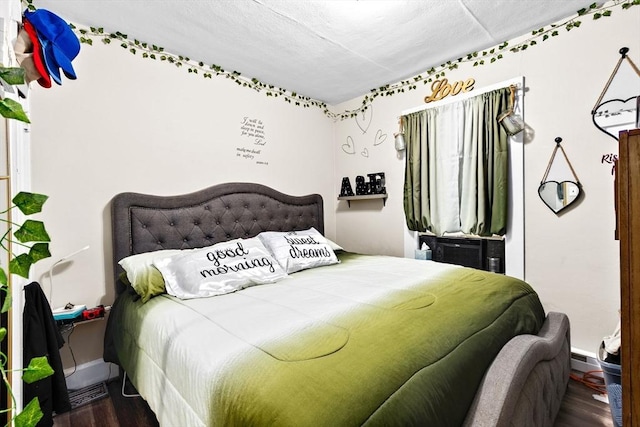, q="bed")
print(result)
[104,182,571,426]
